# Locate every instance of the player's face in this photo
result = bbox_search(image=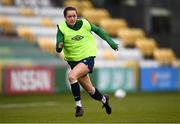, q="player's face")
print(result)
[65,10,77,27]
